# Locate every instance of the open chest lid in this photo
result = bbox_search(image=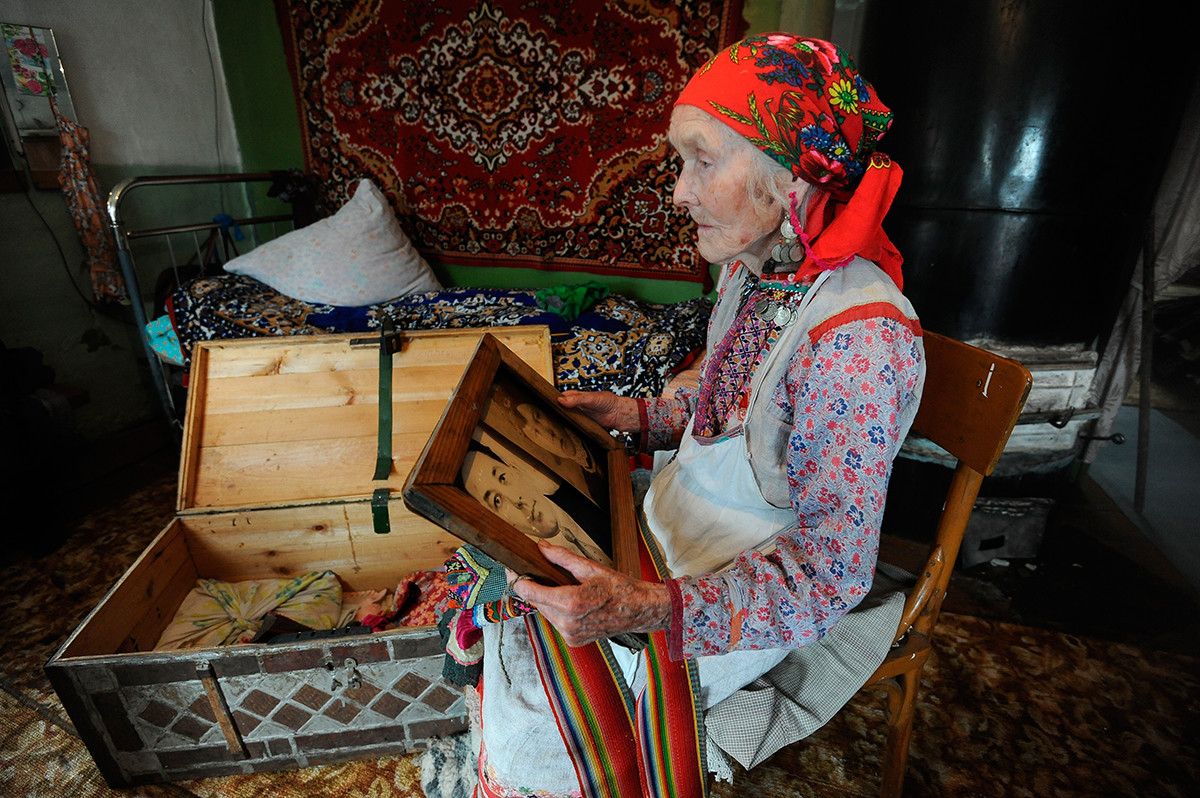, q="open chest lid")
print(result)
[177,327,554,514]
